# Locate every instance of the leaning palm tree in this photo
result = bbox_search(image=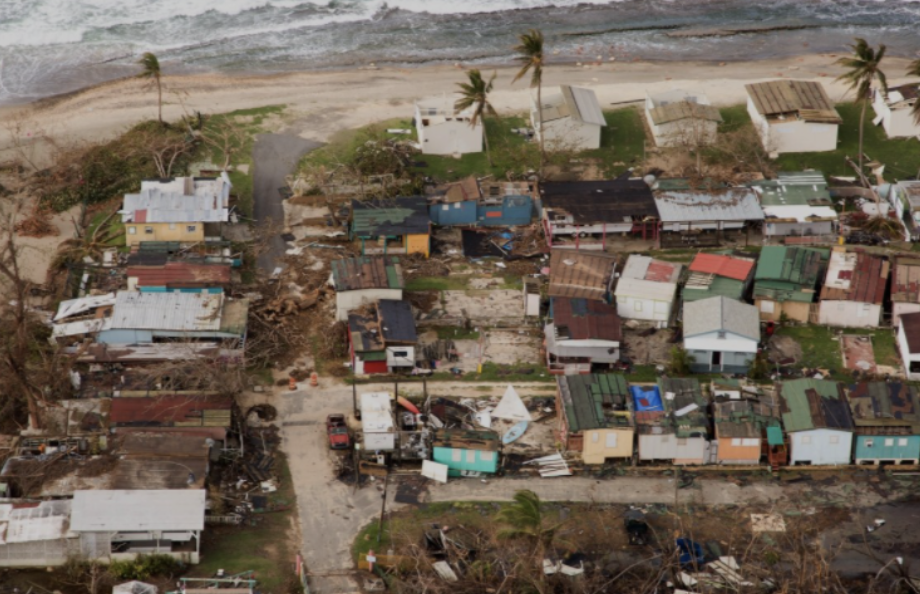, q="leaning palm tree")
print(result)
[455,69,498,167]
[909,58,920,126]
[513,29,545,173]
[497,489,564,573]
[836,38,887,176]
[138,52,164,124]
